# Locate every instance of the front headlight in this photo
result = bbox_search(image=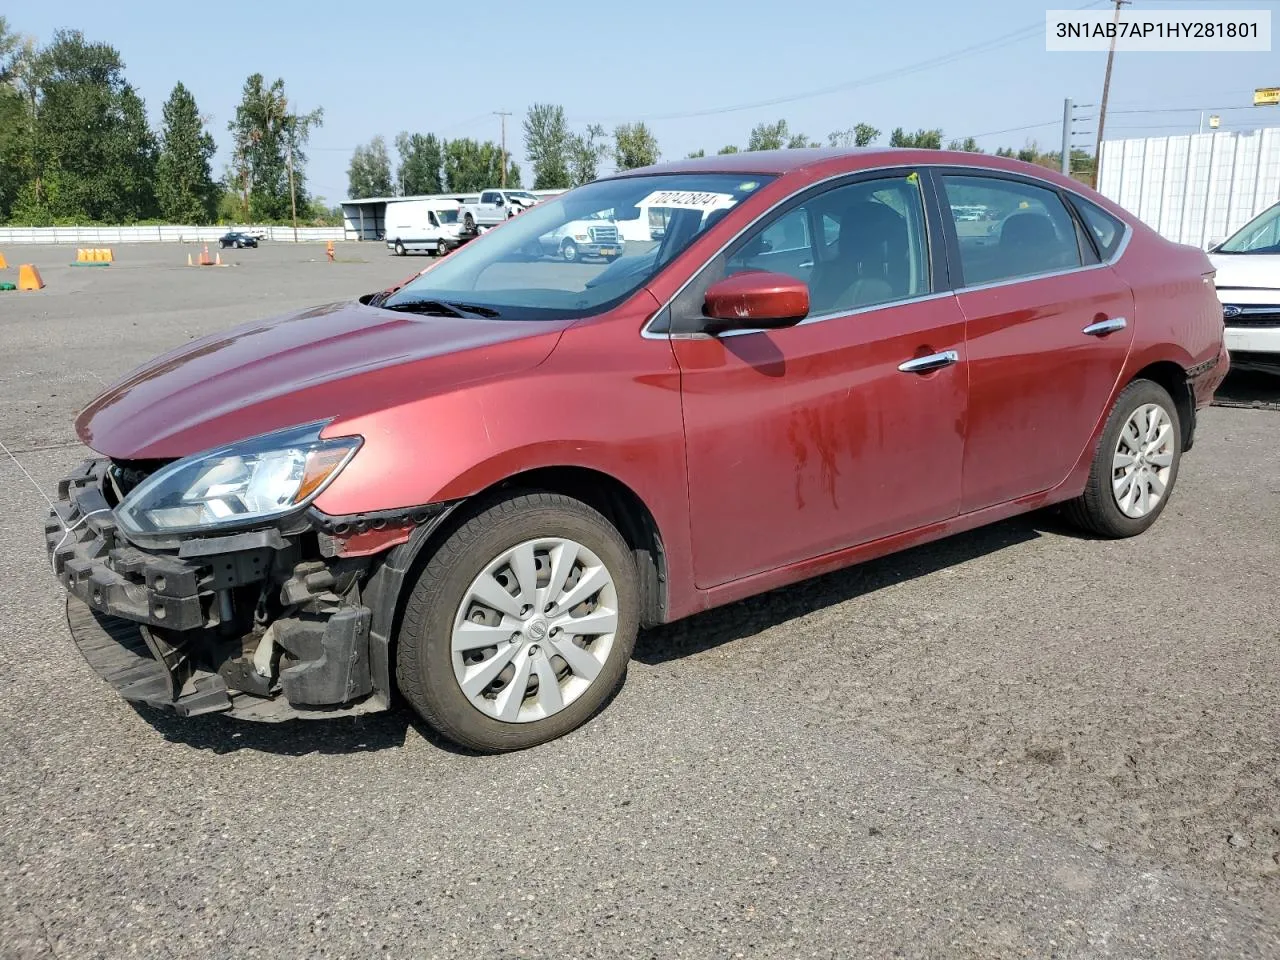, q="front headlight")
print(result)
[115,422,362,537]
